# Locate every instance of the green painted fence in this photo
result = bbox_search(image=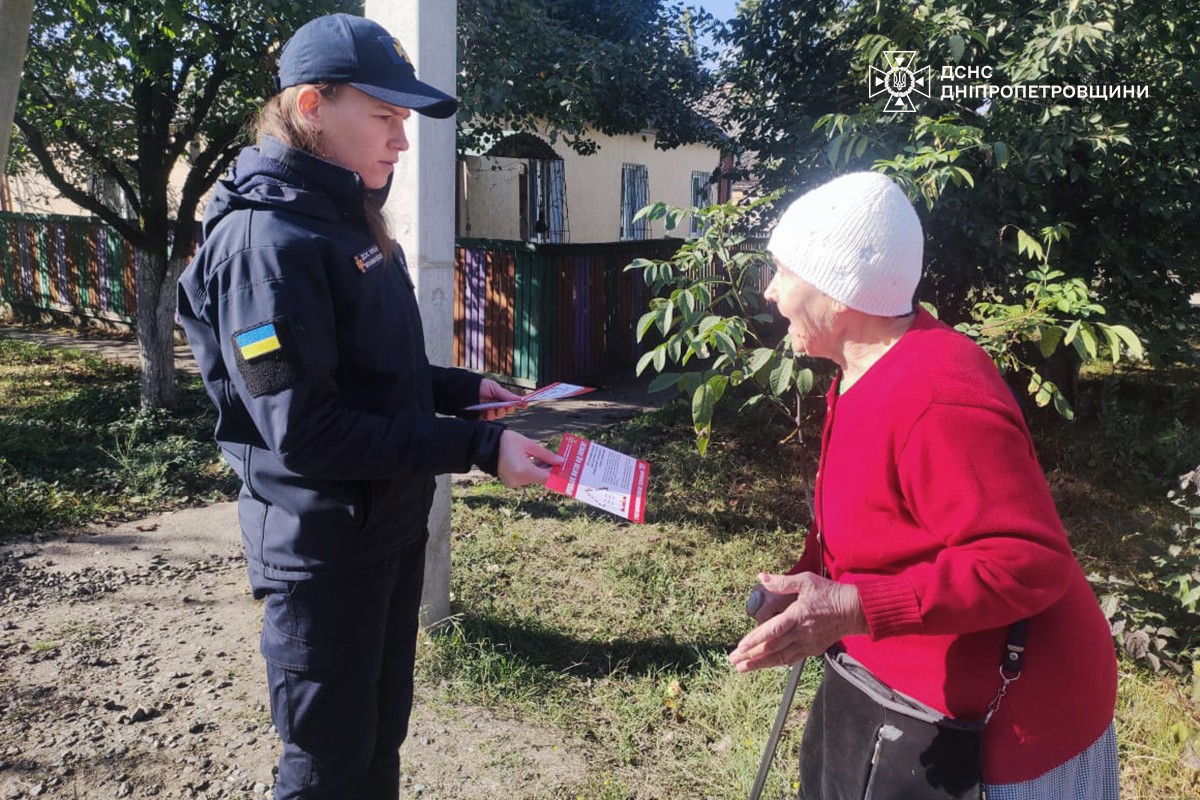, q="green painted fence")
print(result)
[1,213,767,387]
[454,238,685,387]
[0,212,136,322]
